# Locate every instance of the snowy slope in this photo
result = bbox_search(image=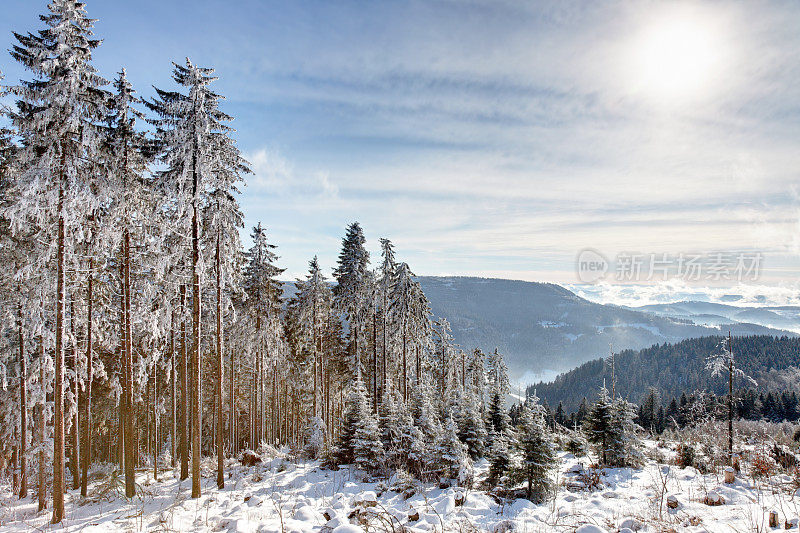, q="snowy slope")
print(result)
[2,443,796,532]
